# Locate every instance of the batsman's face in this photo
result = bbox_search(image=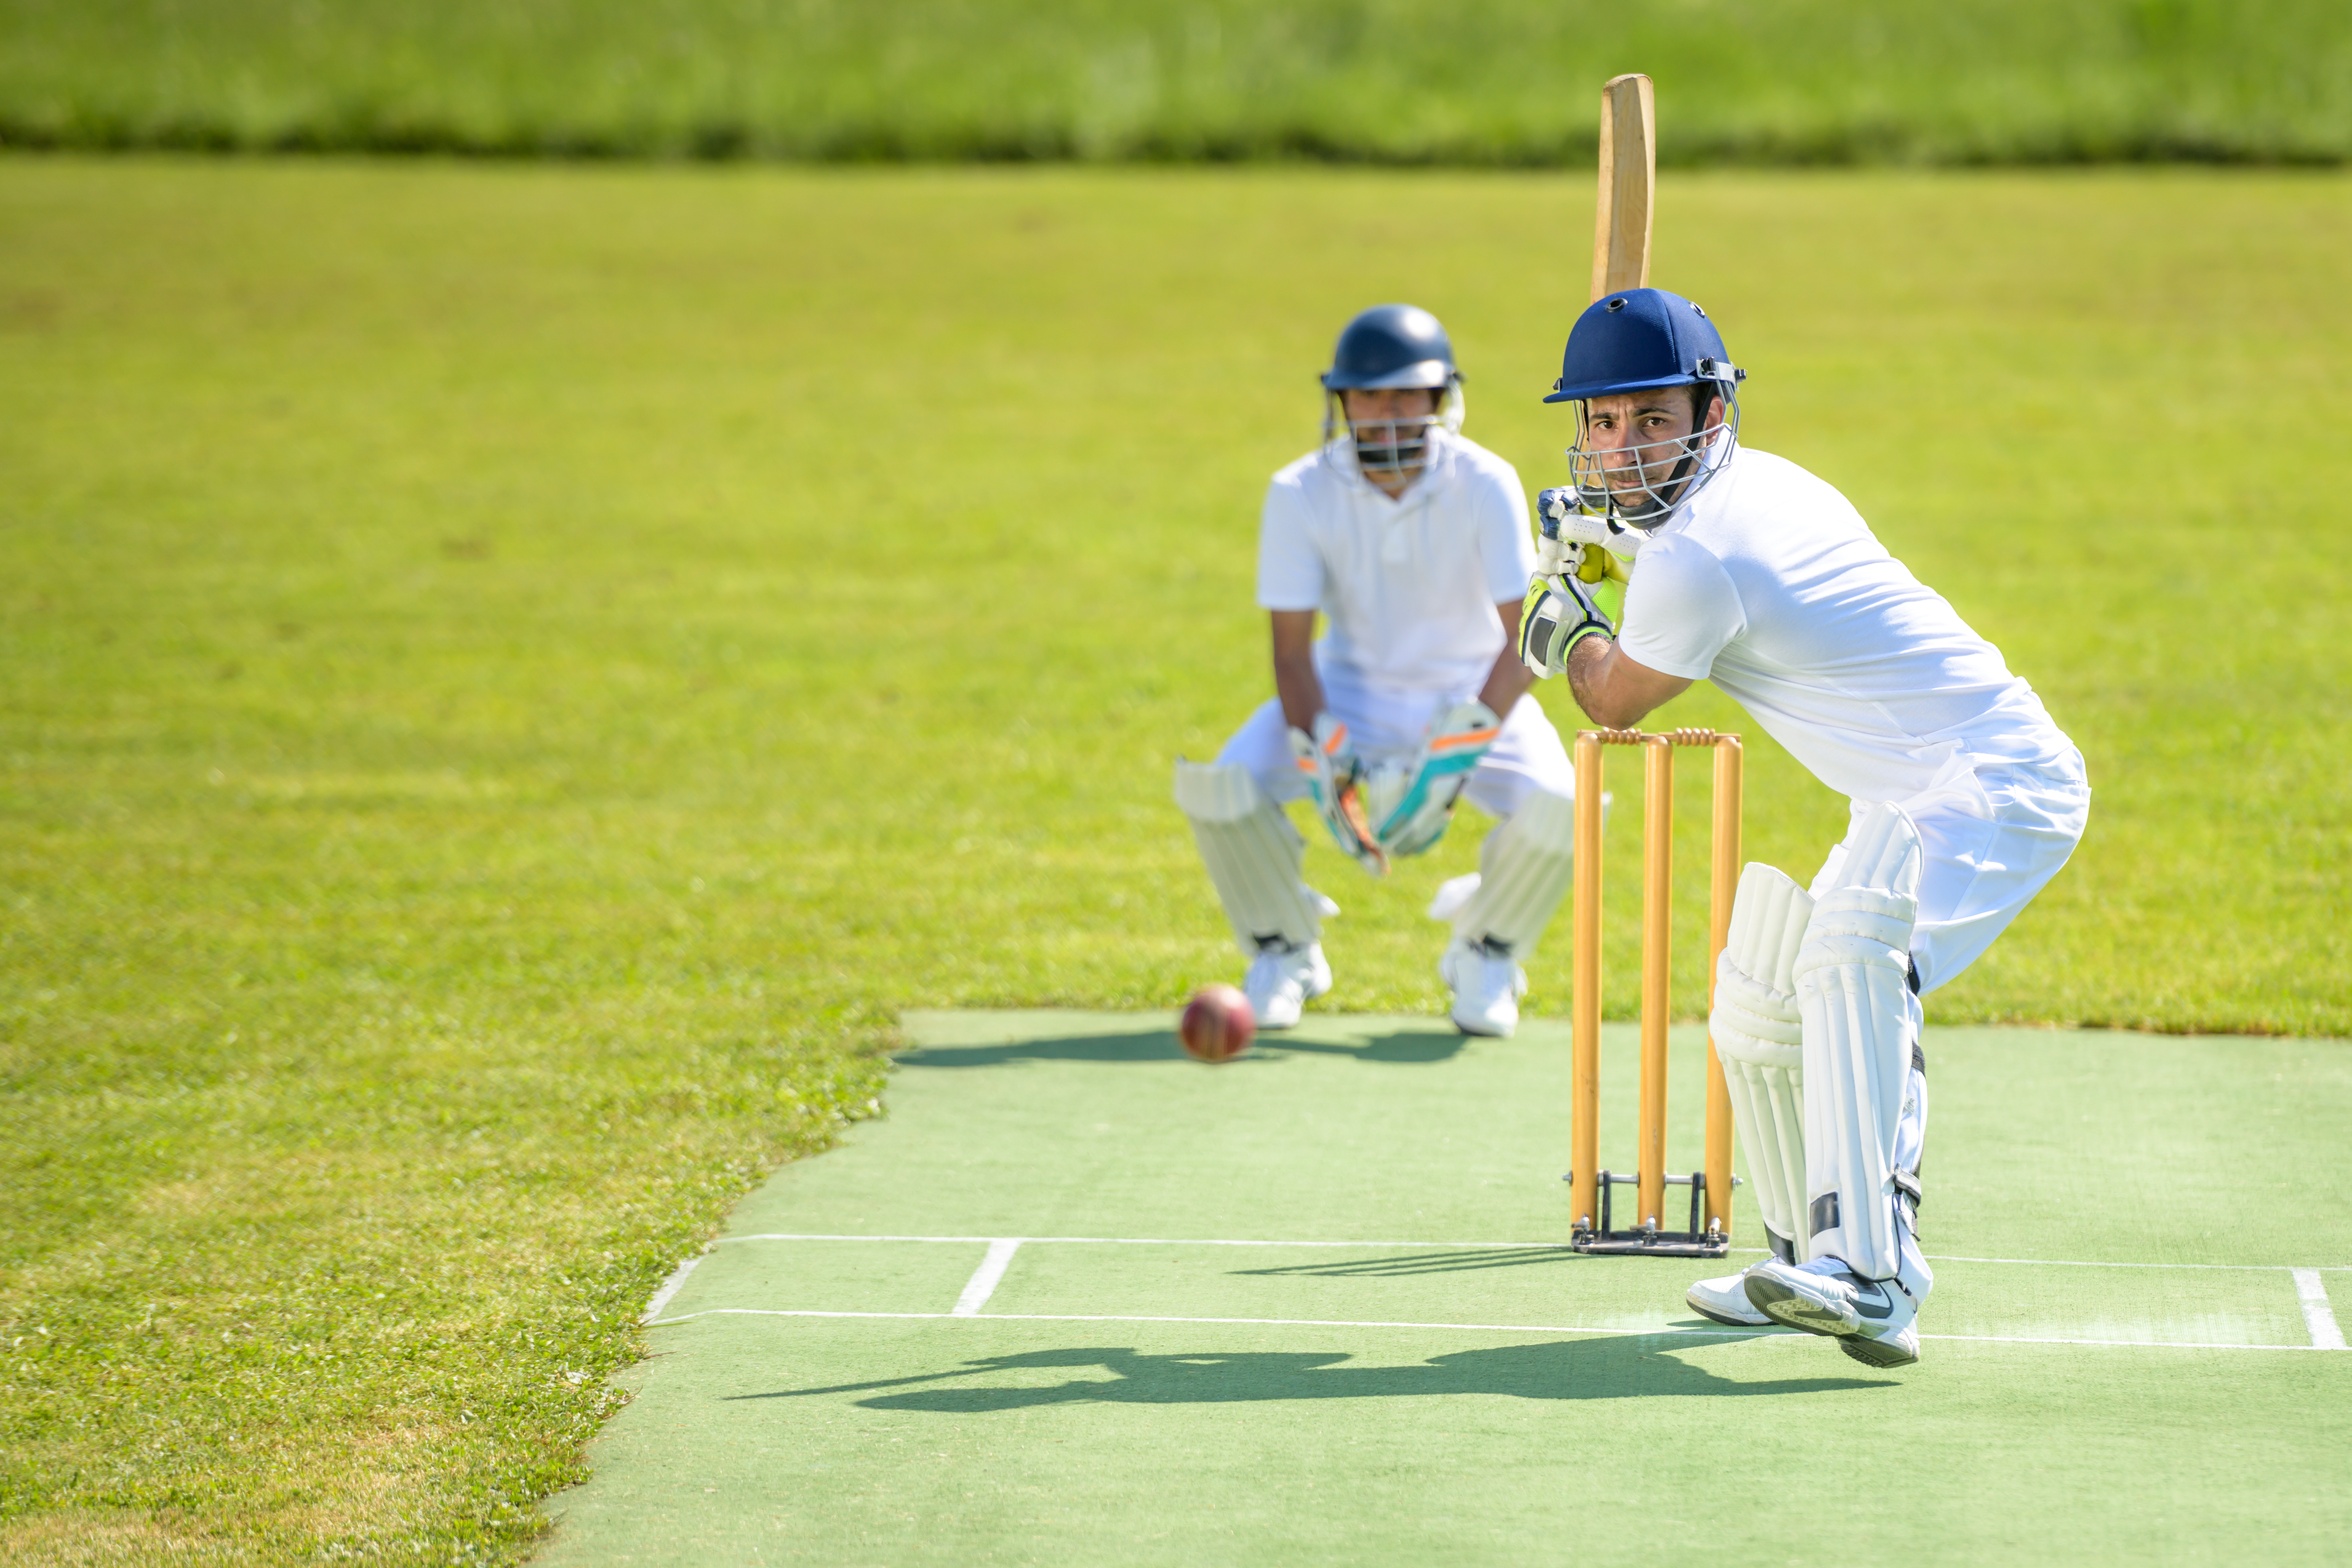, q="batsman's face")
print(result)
[1580,390,1724,494]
